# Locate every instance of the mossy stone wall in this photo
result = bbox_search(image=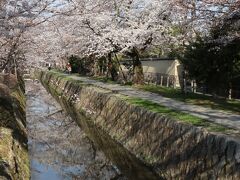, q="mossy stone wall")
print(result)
[38,70,240,179]
[0,74,29,180]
